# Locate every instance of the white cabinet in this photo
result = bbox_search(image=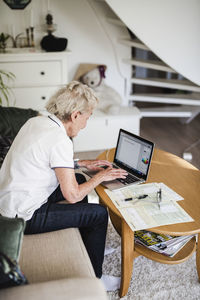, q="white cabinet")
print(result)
[0,50,140,152]
[73,107,141,152]
[12,87,58,110]
[0,50,69,111]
